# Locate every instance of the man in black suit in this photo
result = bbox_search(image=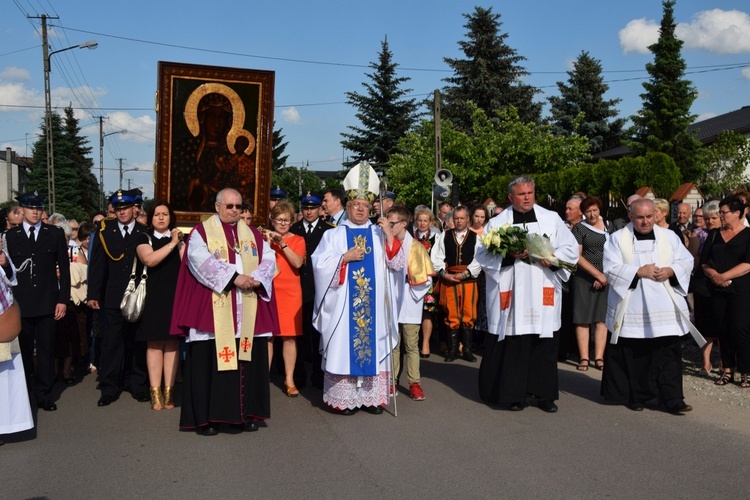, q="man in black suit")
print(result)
[668,202,693,246]
[290,192,332,389]
[2,191,70,411]
[86,189,148,406]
